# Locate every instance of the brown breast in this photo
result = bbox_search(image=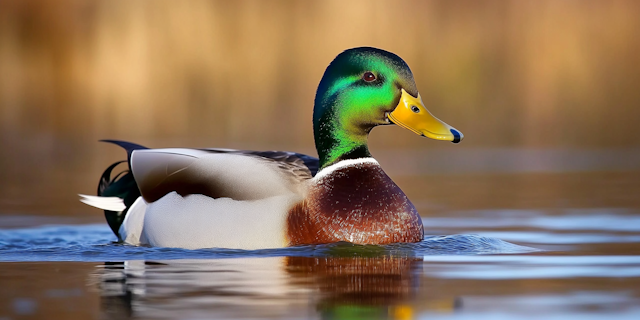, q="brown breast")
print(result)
[286,160,424,246]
